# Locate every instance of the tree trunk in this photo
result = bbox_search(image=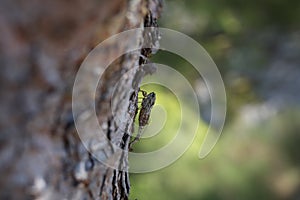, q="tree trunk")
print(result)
[0,0,162,199]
